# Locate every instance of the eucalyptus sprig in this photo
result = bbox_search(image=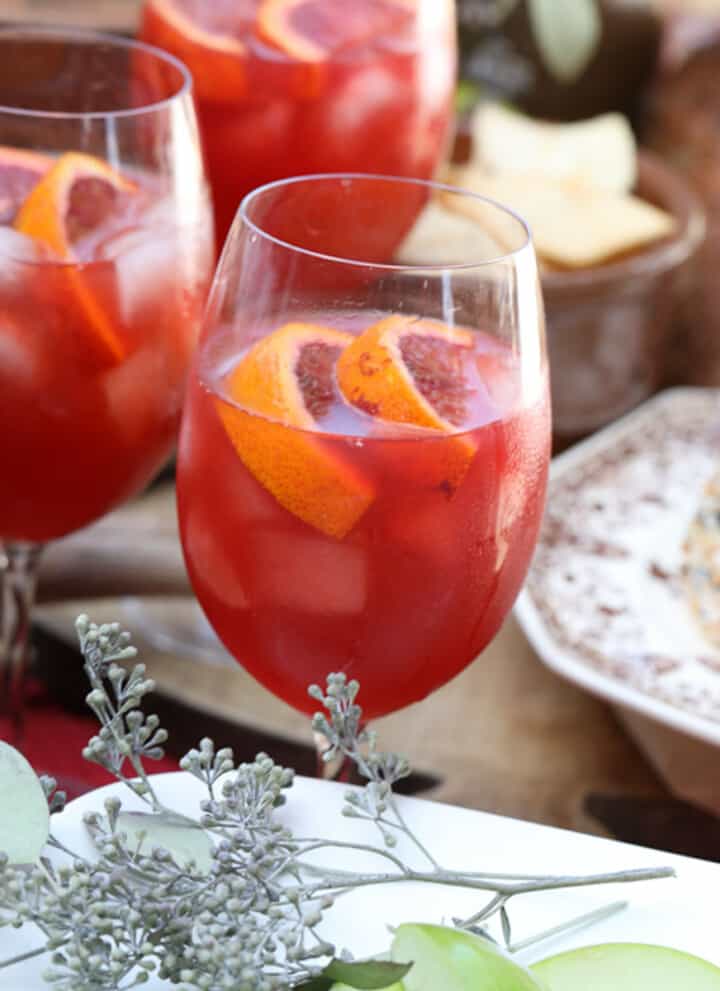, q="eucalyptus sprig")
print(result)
[0,615,673,991]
